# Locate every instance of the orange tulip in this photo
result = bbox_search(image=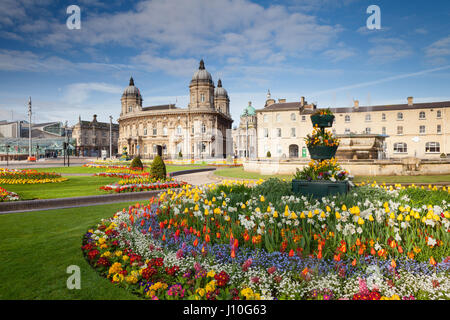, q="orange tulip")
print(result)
[317,250,323,260]
[371,247,376,255]
[162,234,166,241]
[391,259,396,269]
[289,249,294,257]
[193,238,198,247]
[205,234,210,243]
[334,253,341,262]
[231,249,236,259]
[351,259,357,266]
[430,256,437,266]
[216,232,221,239]
[301,267,309,276]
